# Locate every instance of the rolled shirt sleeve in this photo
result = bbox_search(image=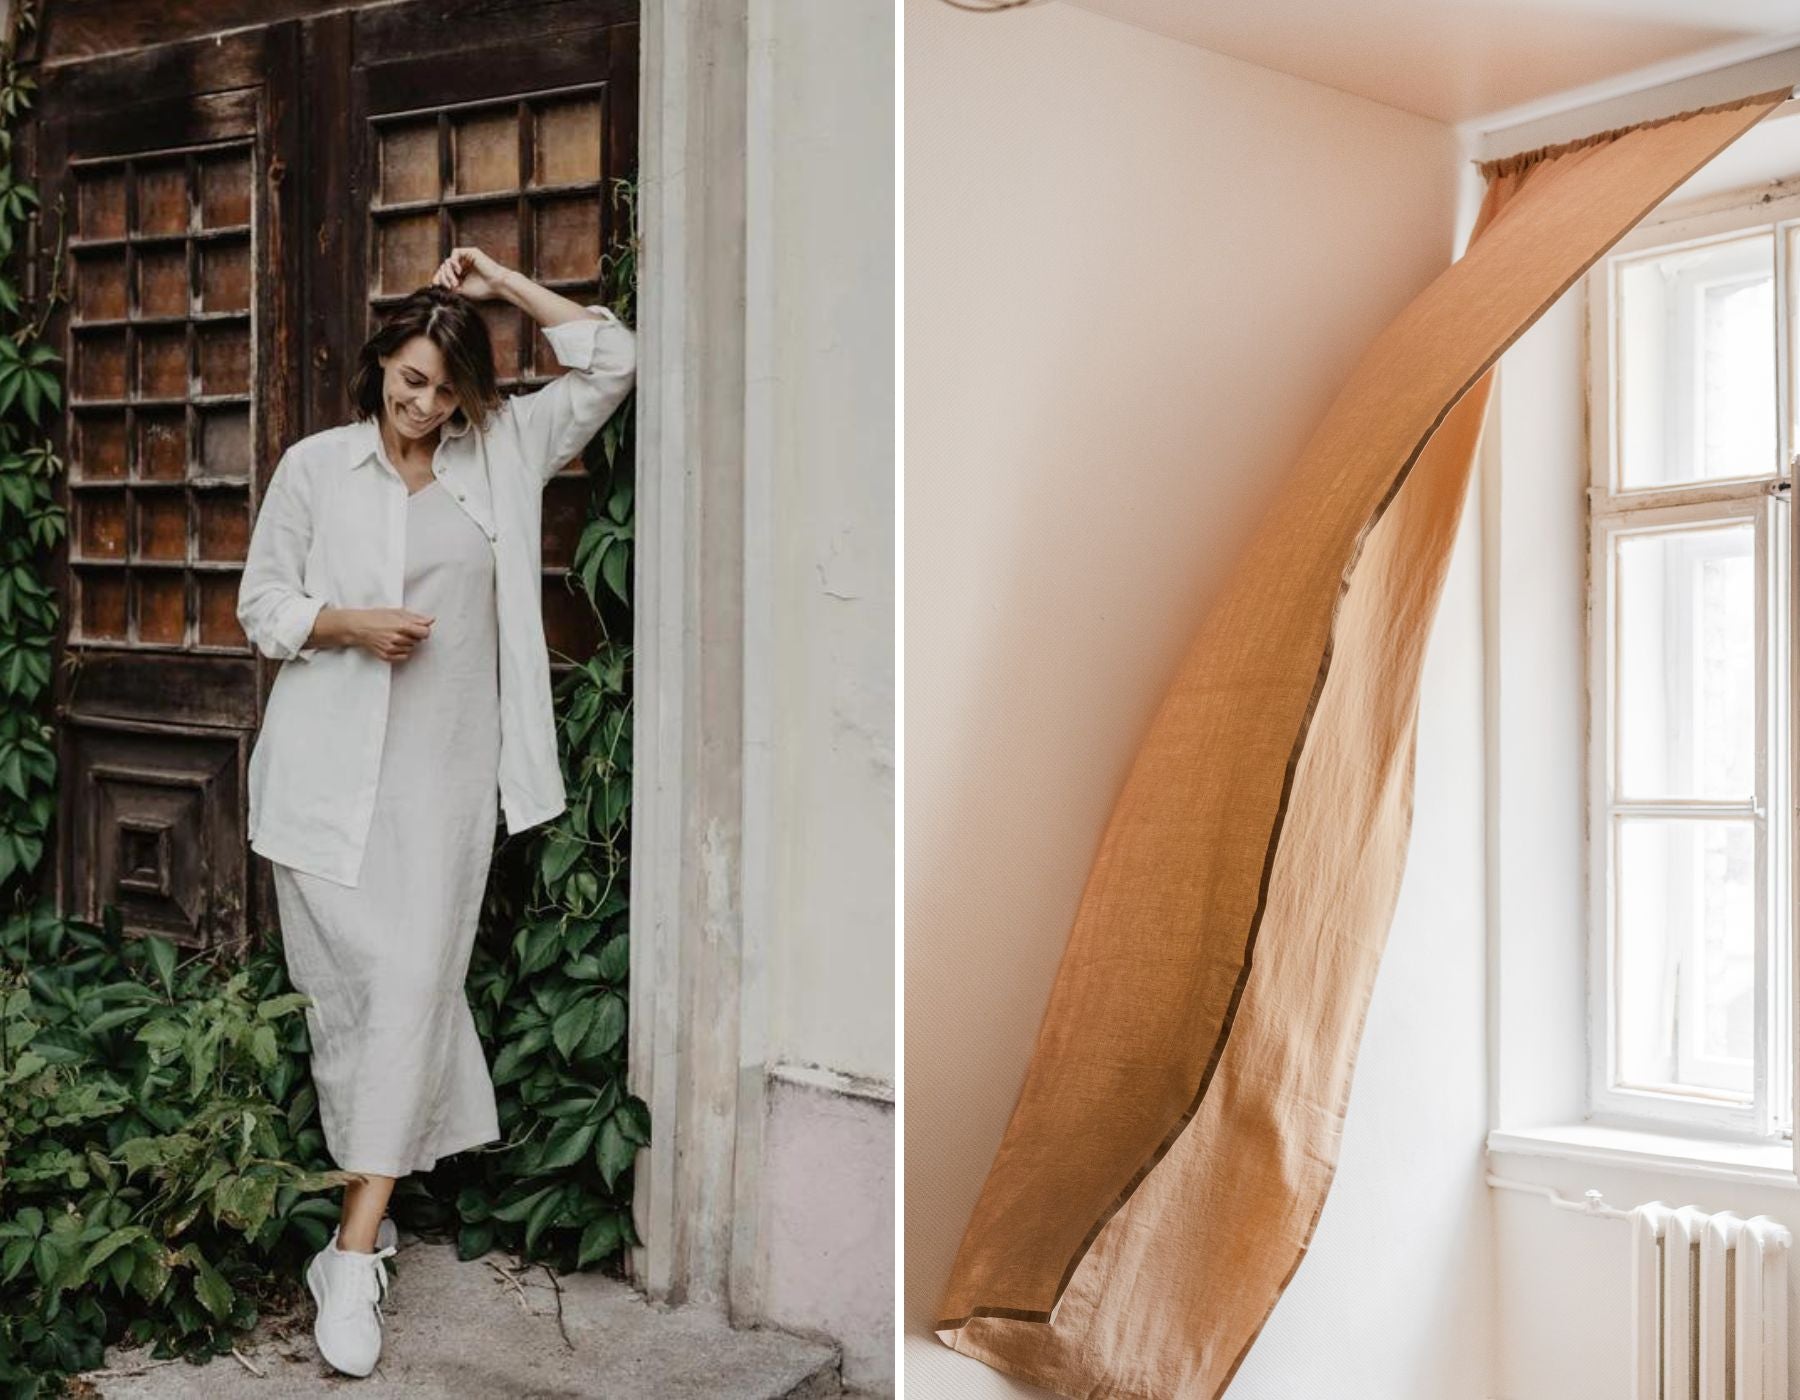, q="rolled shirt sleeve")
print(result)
[509,304,637,483]
[237,447,330,662]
